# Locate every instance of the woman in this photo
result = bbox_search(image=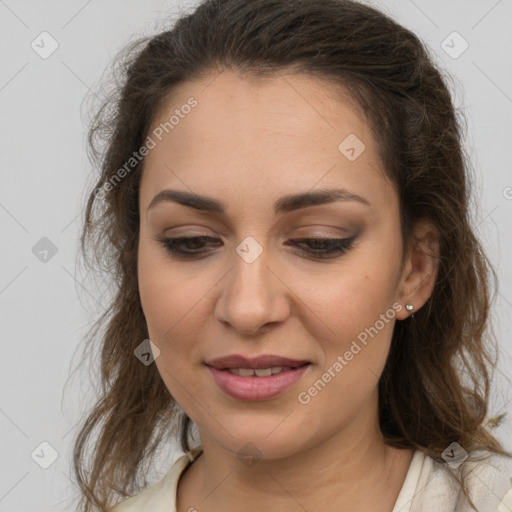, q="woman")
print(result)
[73,0,512,511]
